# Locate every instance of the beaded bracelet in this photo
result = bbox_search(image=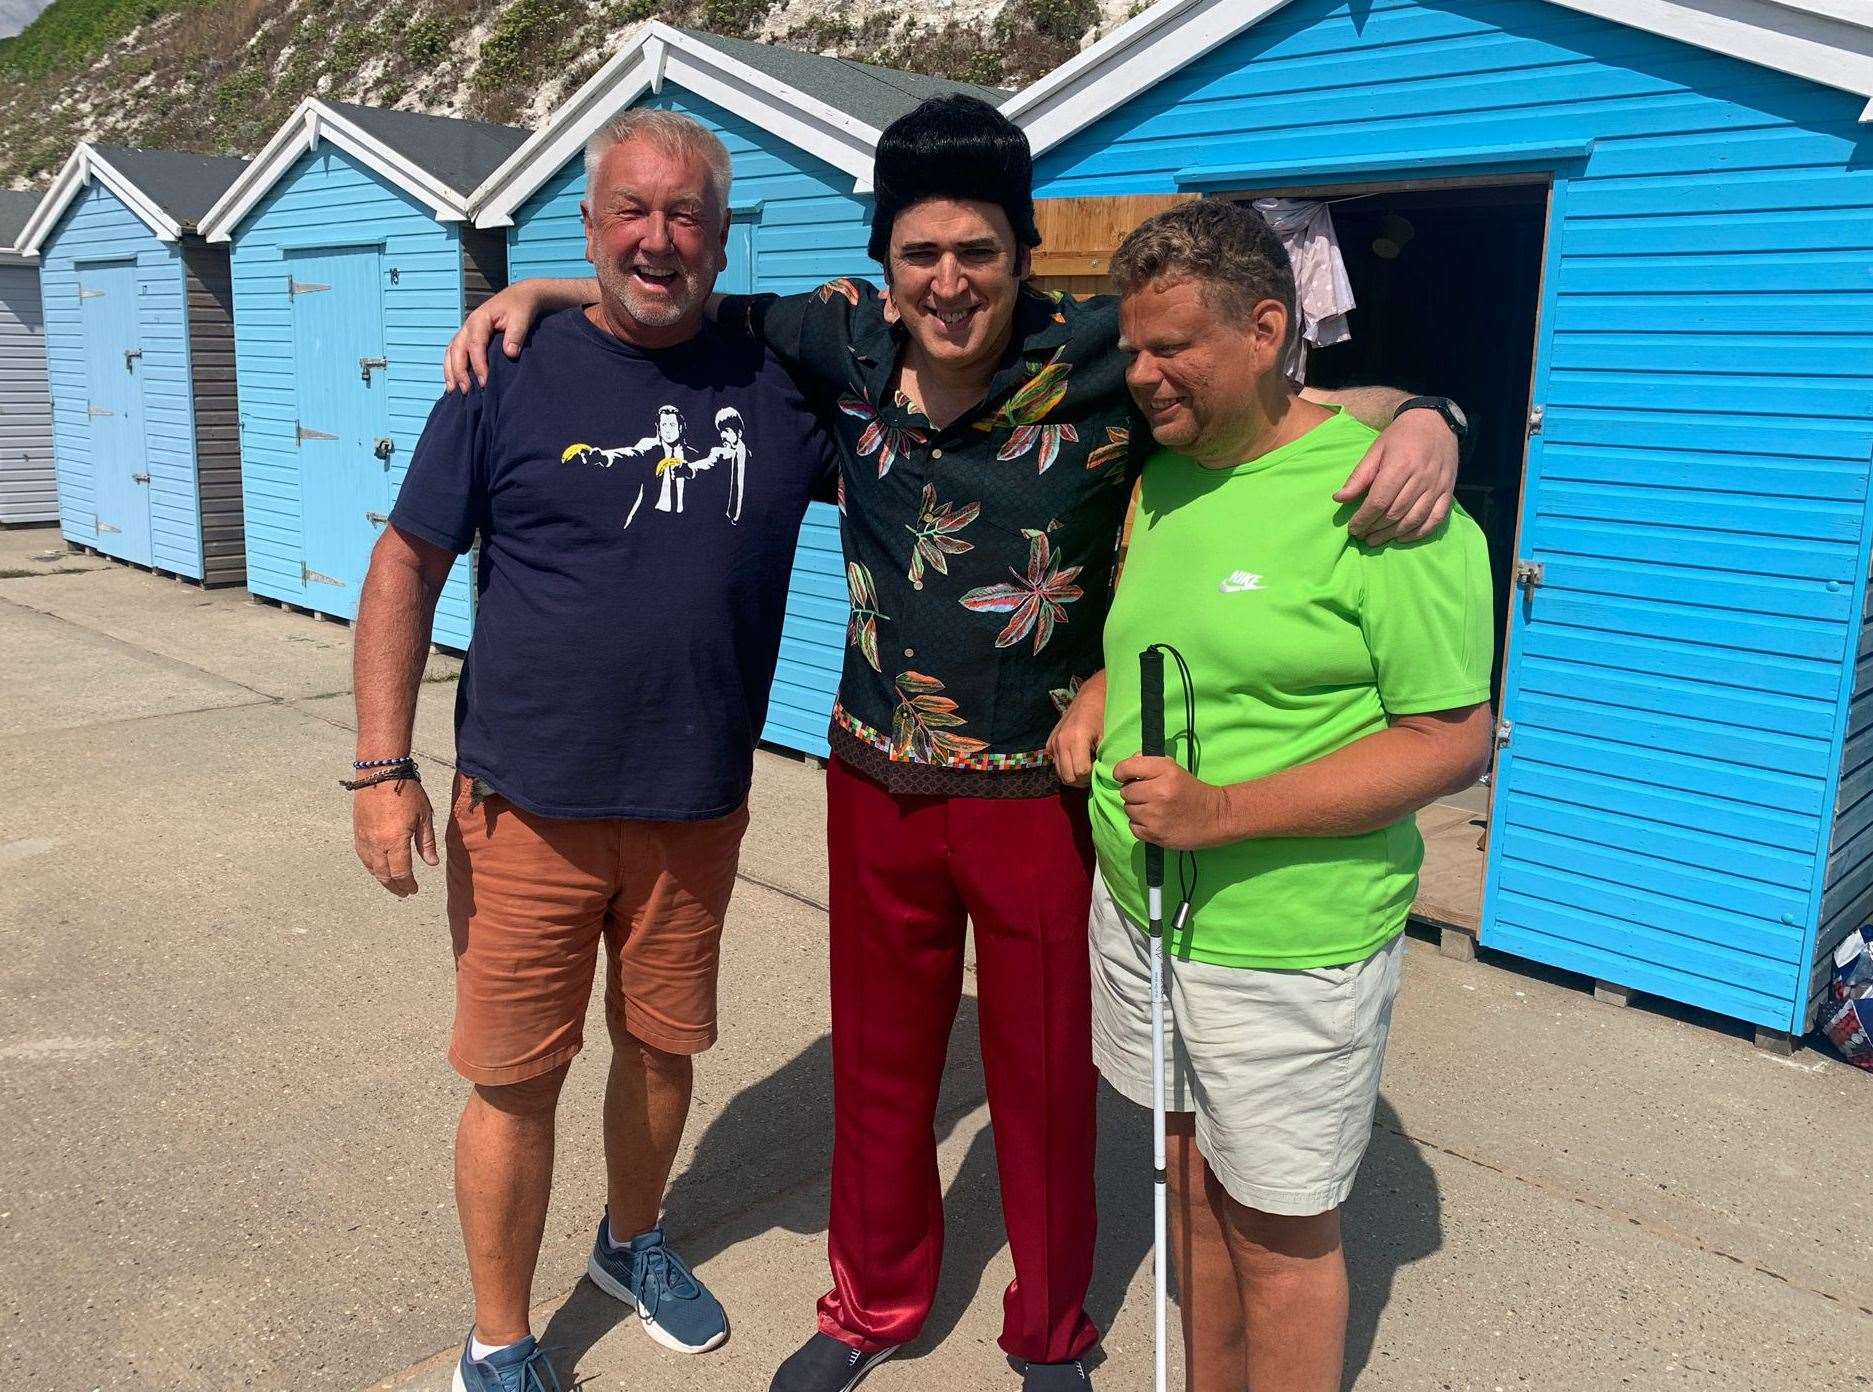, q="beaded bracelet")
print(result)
[354,755,415,770]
